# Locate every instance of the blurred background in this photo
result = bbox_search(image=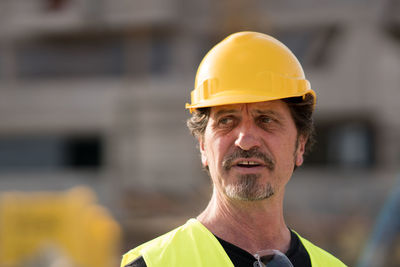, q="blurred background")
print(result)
[0,0,399,266]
